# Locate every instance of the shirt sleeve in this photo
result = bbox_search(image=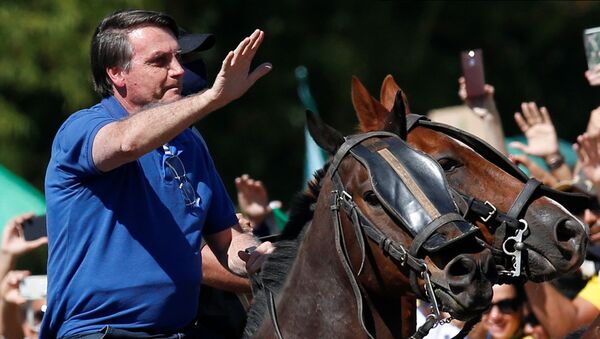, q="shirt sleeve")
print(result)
[577,275,600,311]
[53,108,116,178]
